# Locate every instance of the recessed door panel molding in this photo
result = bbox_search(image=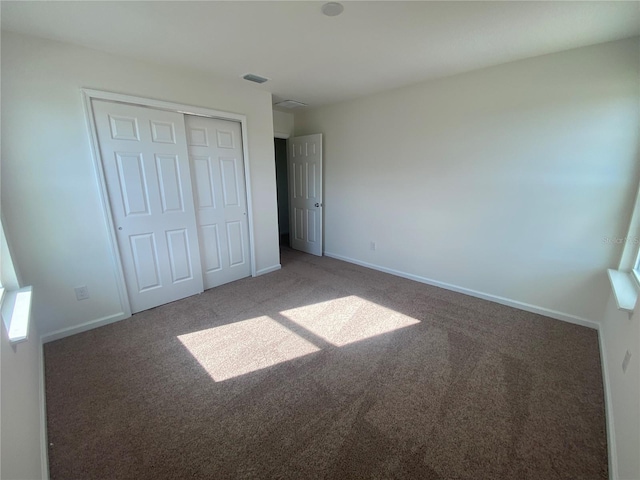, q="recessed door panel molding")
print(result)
[115,152,150,217]
[130,233,162,292]
[217,130,234,149]
[166,229,193,283]
[188,127,209,147]
[201,224,222,273]
[292,162,298,198]
[185,115,251,289]
[109,115,140,141]
[288,134,323,256]
[156,154,184,213]
[293,162,303,200]
[92,99,203,313]
[151,121,176,144]
[307,209,317,243]
[226,221,245,267]
[220,157,240,207]
[307,163,317,199]
[191,156,216,210]
[294,208,304,240]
